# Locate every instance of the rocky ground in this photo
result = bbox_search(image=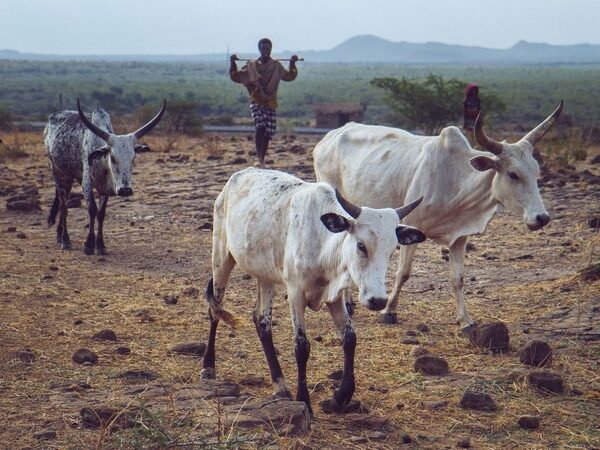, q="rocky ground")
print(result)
[1,131,599,449]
